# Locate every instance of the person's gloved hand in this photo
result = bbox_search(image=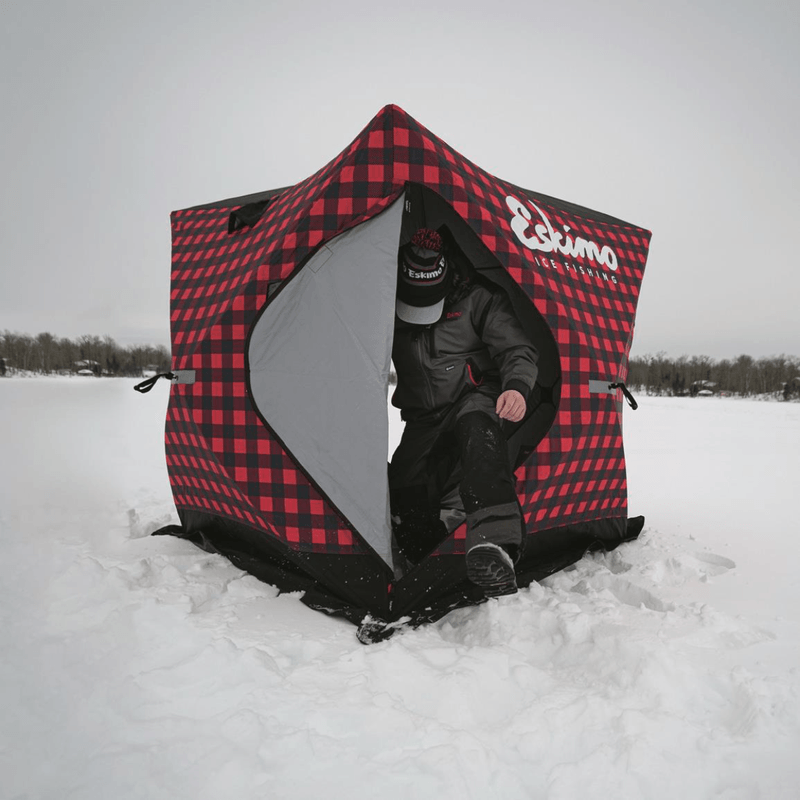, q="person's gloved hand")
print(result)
[496,389,526,422]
